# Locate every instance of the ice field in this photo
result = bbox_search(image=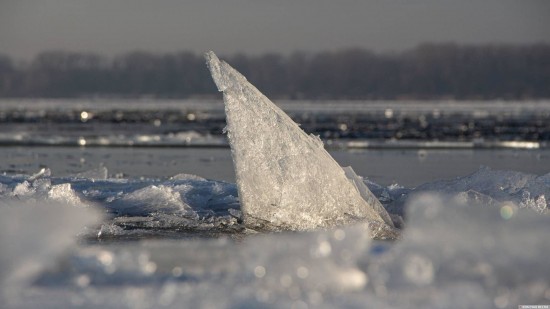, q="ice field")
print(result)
[1,166,549,308]
[0,52,549,308]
